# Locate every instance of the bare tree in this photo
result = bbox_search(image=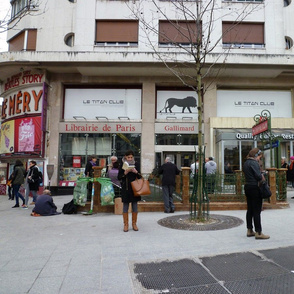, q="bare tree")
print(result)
[129,0,262,219]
